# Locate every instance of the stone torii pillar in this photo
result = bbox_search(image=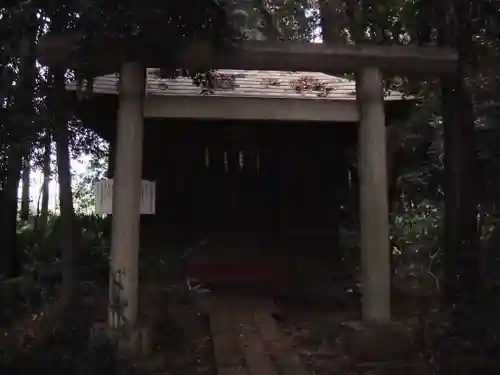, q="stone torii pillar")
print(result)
[108,62,145,341]
[356,67,391,323]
